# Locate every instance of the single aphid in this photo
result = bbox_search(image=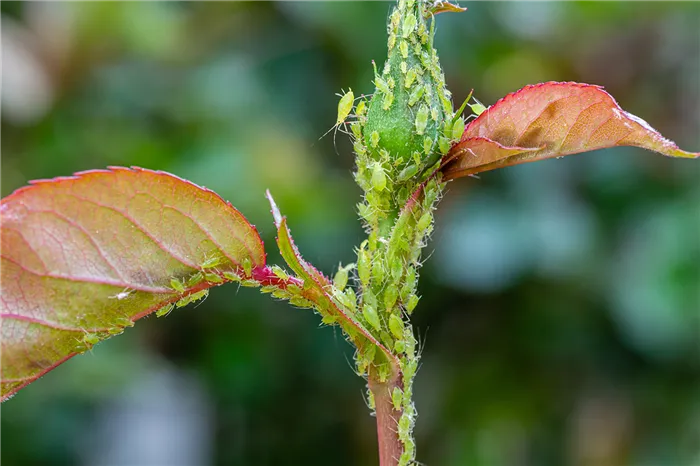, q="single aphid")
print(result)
[363,303,382,331]
[389,313,404,339]
[187,272,204,287]
[82,332,100,348]
[371,162,387,192]
[223,271,241,282]
[333,263,354,292]
[156,303,175,318]
[242,258,253,278]
[469,97,487,116]
[109,288,133,300]
[170,278,186,294]
[204,272,223,284]
[415,104,430,135]
[200,254,224,269]
[392,386,404,411]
